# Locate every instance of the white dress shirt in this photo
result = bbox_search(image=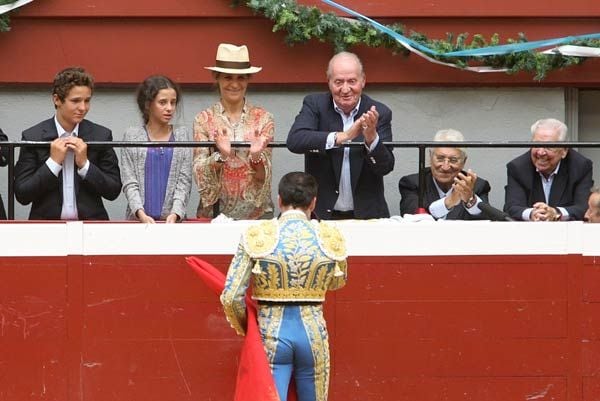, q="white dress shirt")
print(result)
[325,99,379,212]
[521,161,569,221]
[44,116,90,220]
